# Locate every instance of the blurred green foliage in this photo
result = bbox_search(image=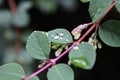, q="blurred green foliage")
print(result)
[0,0,3,5]
[0,0,80,76]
